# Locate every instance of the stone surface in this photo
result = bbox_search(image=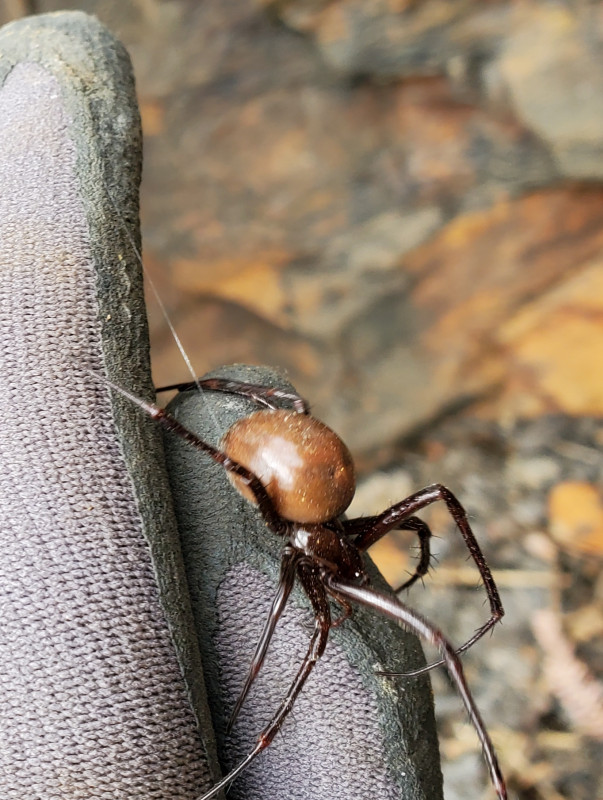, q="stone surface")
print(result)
[36,0,603,452]
[498,3,603,179]
[30,1,603,452]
